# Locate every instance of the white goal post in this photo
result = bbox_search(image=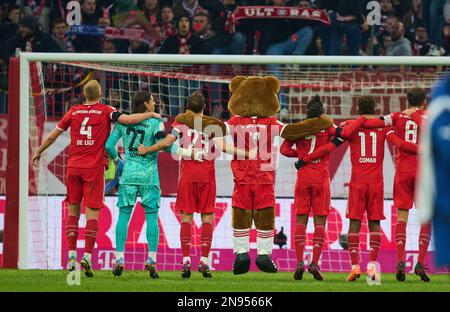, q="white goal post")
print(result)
[14,52,450,270]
